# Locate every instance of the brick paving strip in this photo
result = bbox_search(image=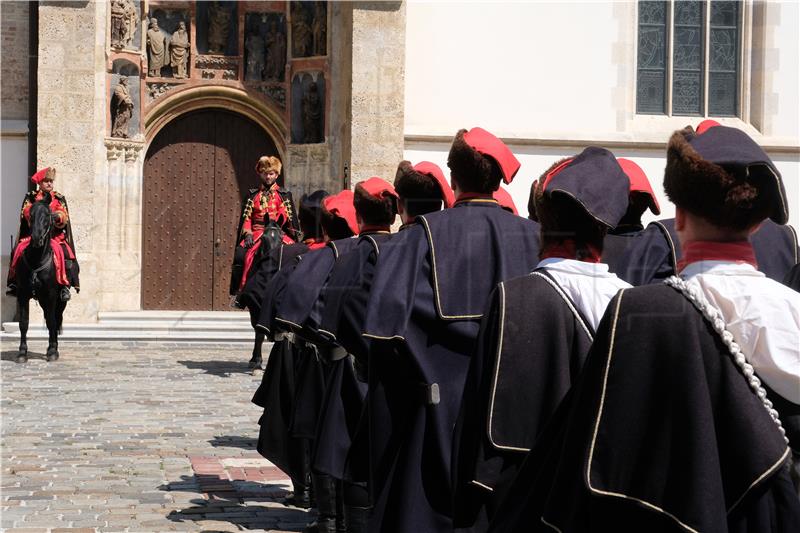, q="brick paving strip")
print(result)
[0,340,311,532]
